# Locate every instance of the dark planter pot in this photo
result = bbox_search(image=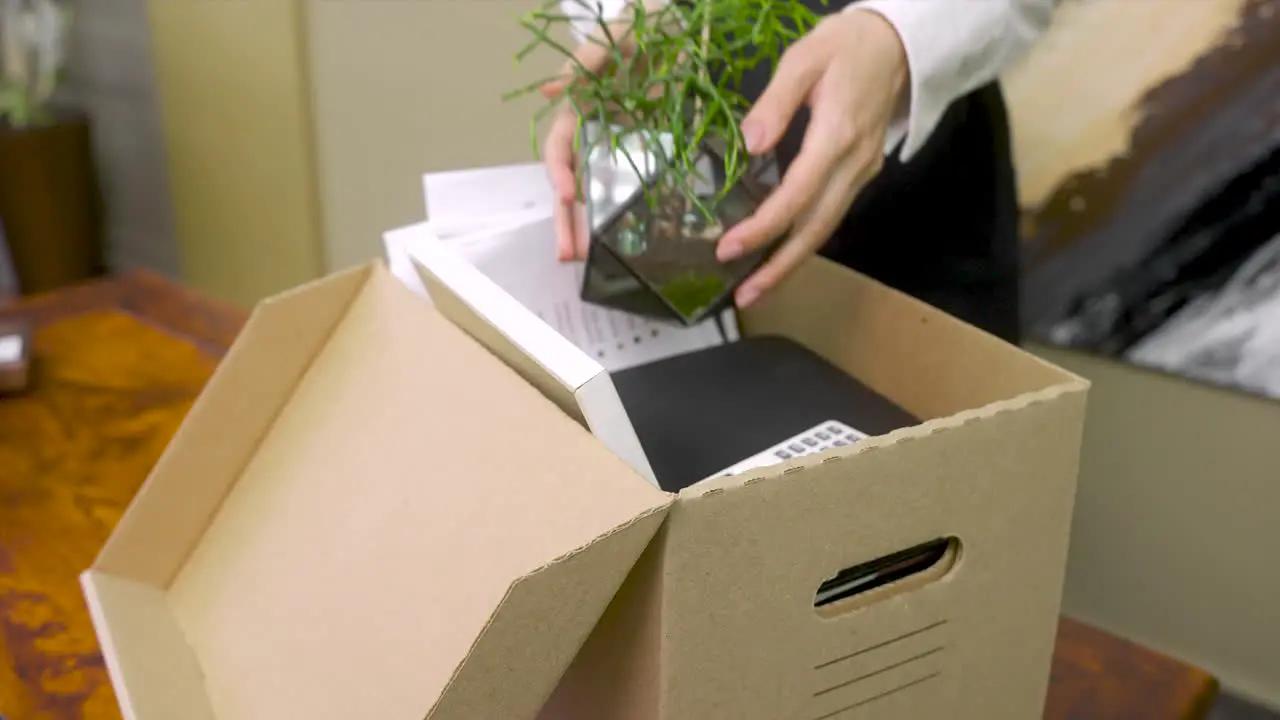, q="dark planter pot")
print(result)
[578,122,781,327]
[0,113,104,295]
